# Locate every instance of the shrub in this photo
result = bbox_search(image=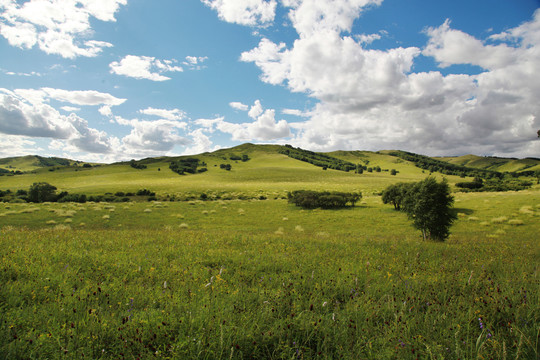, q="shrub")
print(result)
[288,190,361,209]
